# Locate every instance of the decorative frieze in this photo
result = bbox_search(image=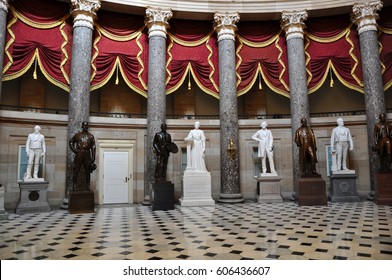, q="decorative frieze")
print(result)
[351,1,383,34]
[213,12,240,42]
[70,0,101,30]
[281,10,308,40]
[145,7,173,39]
